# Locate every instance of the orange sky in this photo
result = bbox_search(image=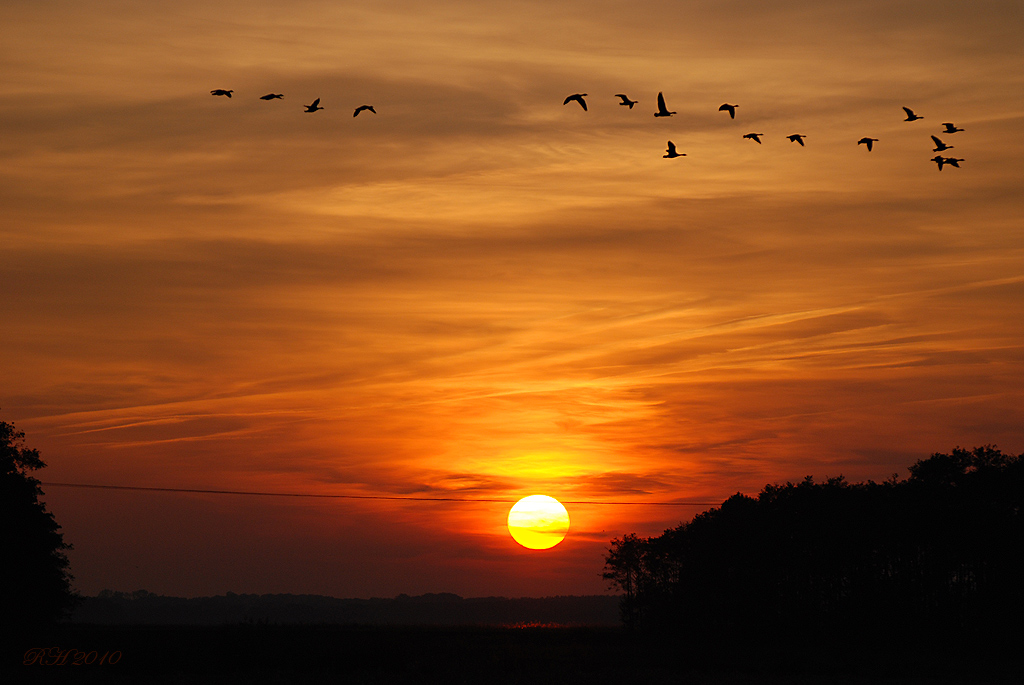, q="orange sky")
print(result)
[2,0,1023,598]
